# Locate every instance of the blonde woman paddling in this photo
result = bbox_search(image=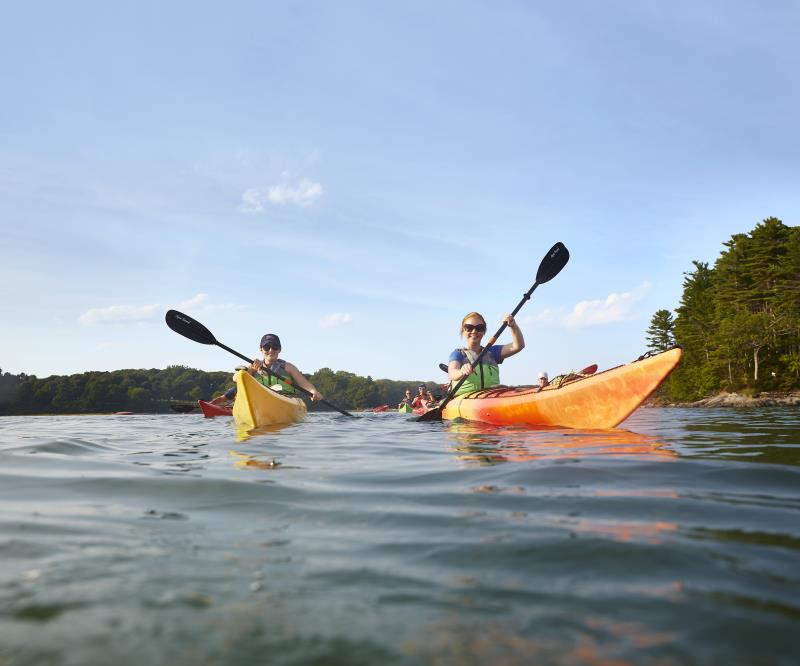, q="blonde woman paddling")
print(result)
[447,312,525,397]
